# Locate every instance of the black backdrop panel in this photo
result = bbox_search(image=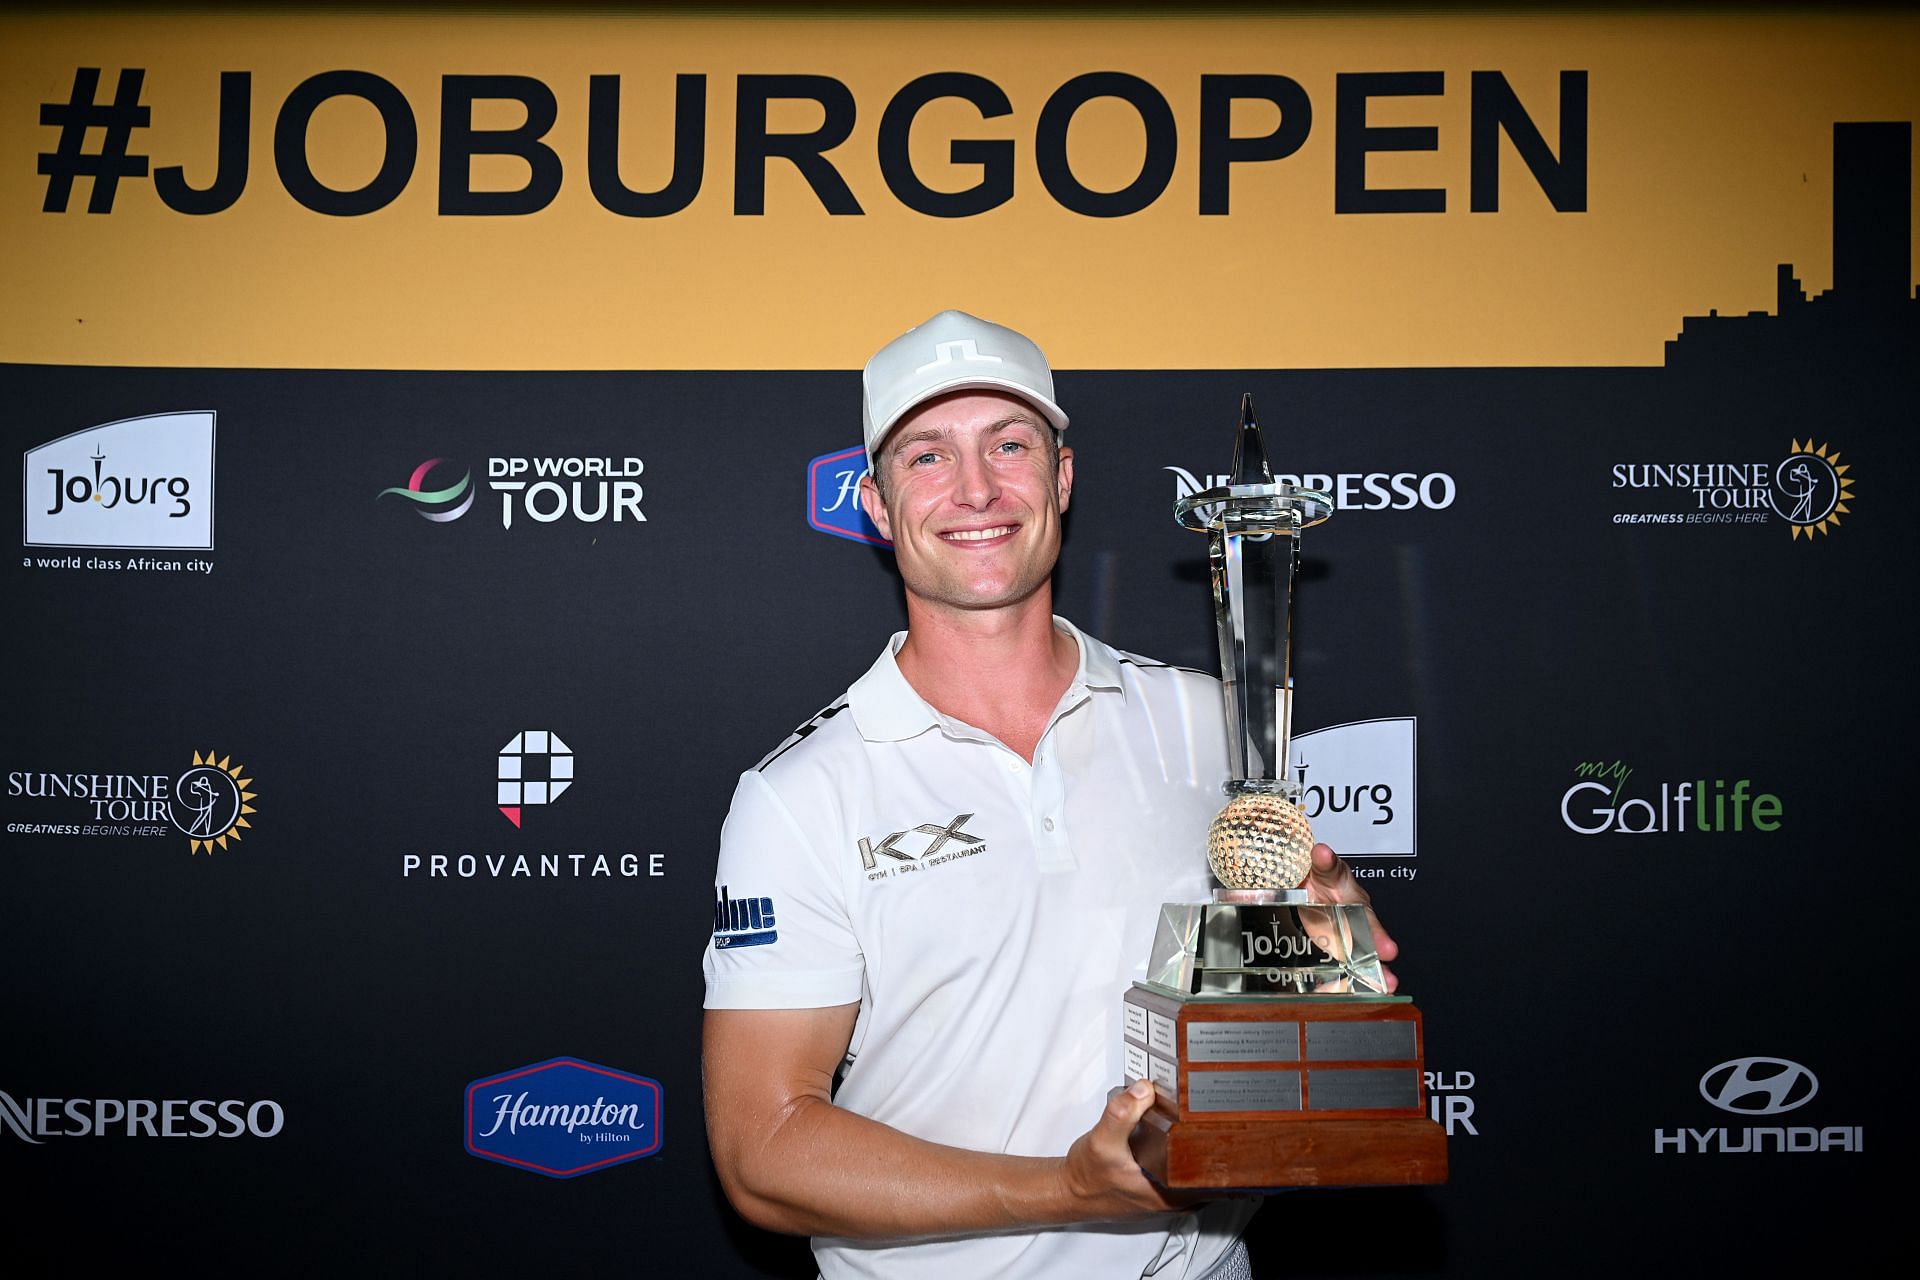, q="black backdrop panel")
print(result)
[3,346,1911,1274]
